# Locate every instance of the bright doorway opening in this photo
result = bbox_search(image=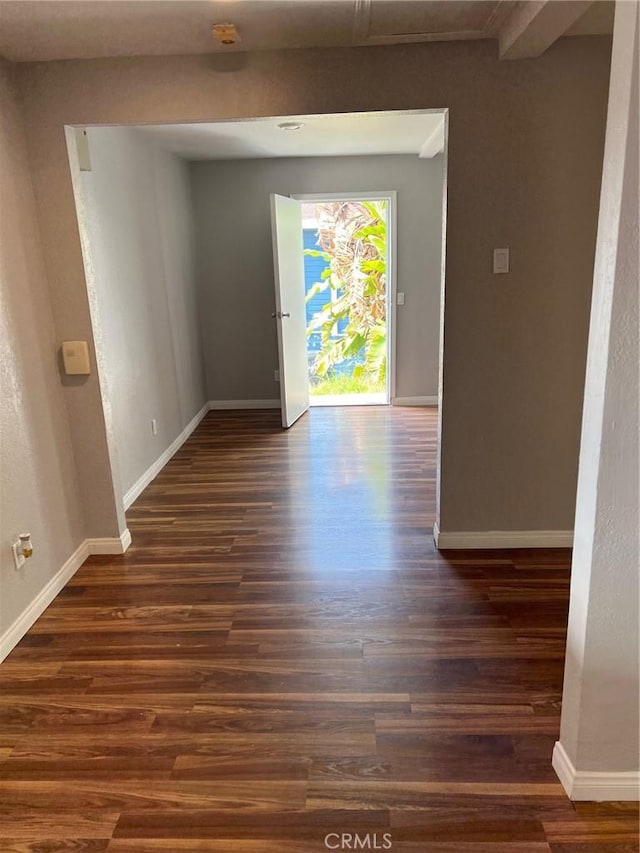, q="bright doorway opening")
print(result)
[298,193,395,407]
